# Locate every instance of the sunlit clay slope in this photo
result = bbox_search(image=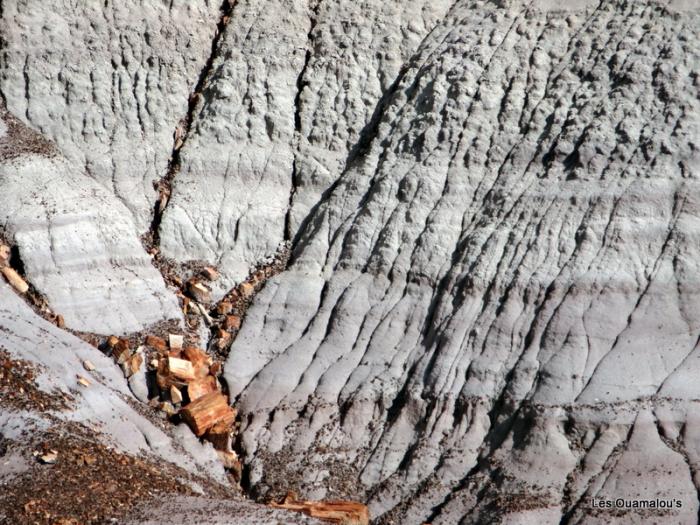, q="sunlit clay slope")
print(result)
[224,1,700,523]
